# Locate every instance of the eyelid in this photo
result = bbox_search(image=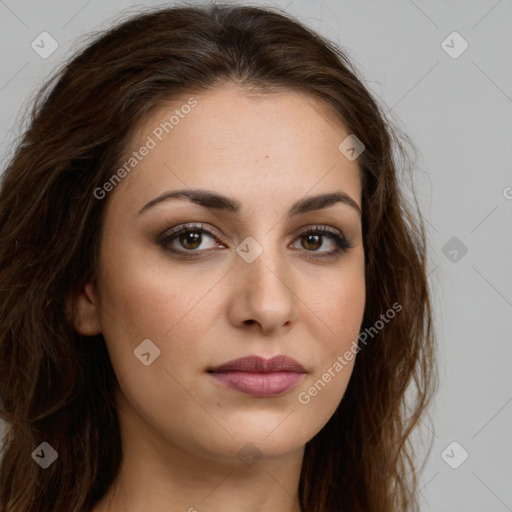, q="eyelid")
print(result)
[158,222,348,244]
[160,222,226,243]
